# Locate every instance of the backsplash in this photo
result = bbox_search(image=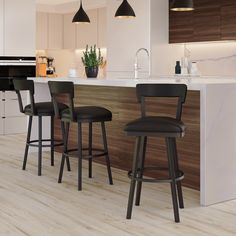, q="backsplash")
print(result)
[36,48,107,78]
[151,41,236,77]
